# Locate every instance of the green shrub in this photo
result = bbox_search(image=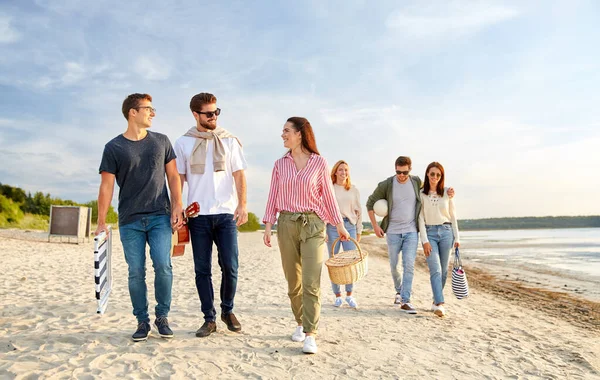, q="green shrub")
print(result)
[238,212,261,232]
[0,194,24,226]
